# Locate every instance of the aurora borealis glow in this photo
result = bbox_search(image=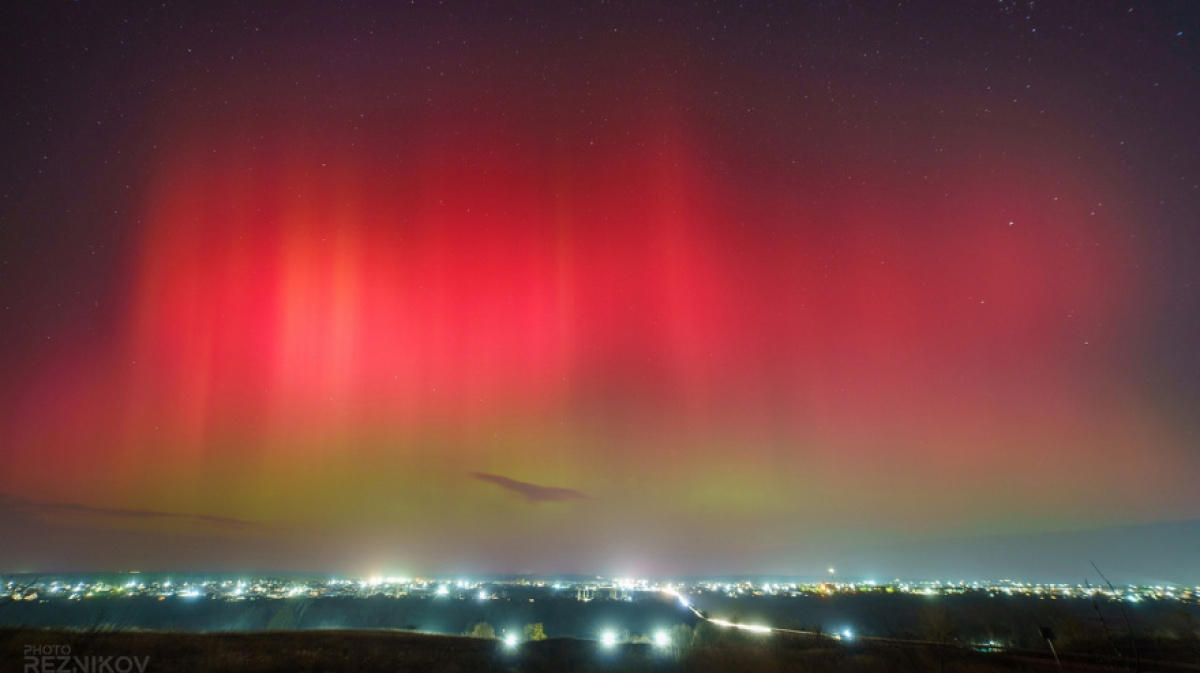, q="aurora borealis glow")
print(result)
[2,1,1199,579]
